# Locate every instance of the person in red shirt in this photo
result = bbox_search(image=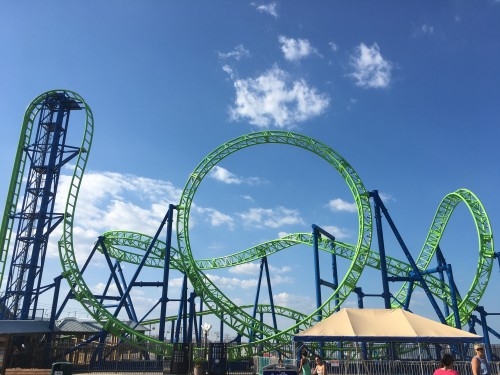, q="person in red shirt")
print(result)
[433,354,460,375]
